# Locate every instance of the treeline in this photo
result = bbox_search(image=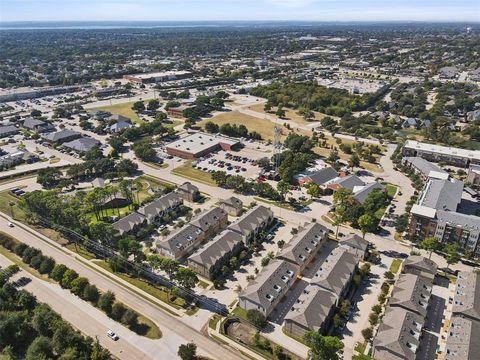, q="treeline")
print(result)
[251,81,388,117]
[204,121,262,140]
[37,148,138,188]
[0,233,151,337]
